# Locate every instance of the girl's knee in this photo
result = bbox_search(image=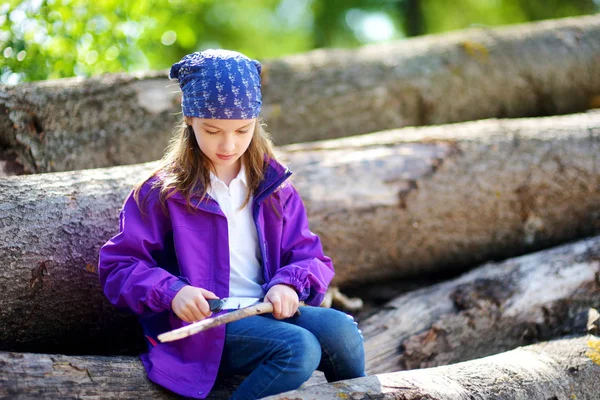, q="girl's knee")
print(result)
[323,309,363,343]
[293,330,321,373]
[271,328,320,366]
[272,329,320,383]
